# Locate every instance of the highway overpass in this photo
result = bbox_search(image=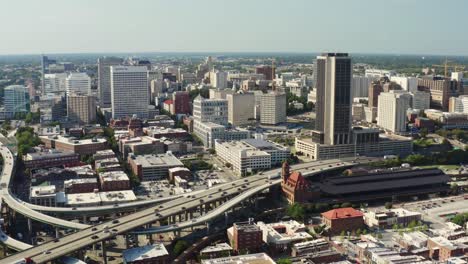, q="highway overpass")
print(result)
[0,155,376,263]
